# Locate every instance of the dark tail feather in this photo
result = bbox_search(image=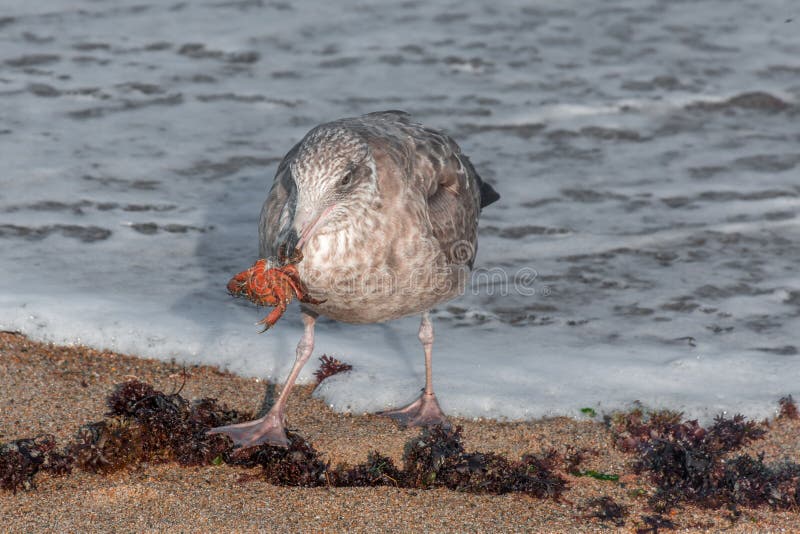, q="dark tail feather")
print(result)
[479,180,500,208]
[461,154,500,209]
